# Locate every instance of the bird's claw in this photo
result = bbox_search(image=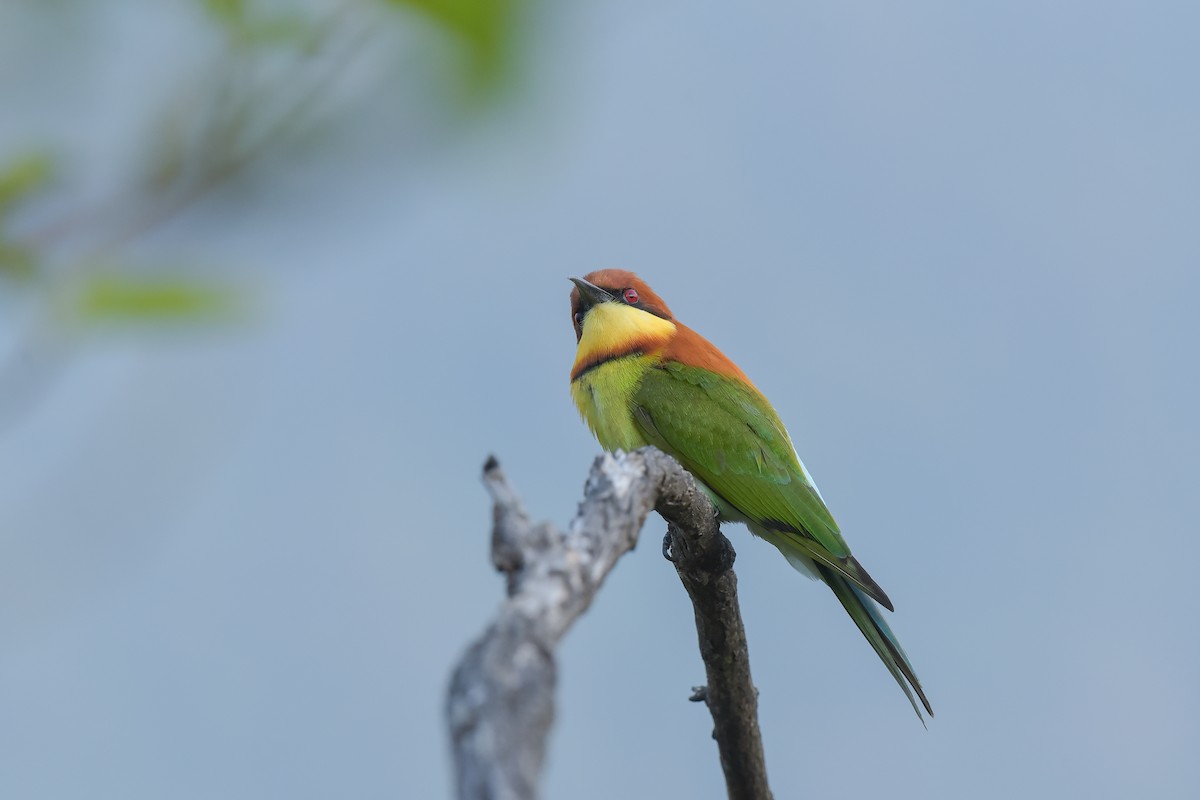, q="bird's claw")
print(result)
[662,532,676,562]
